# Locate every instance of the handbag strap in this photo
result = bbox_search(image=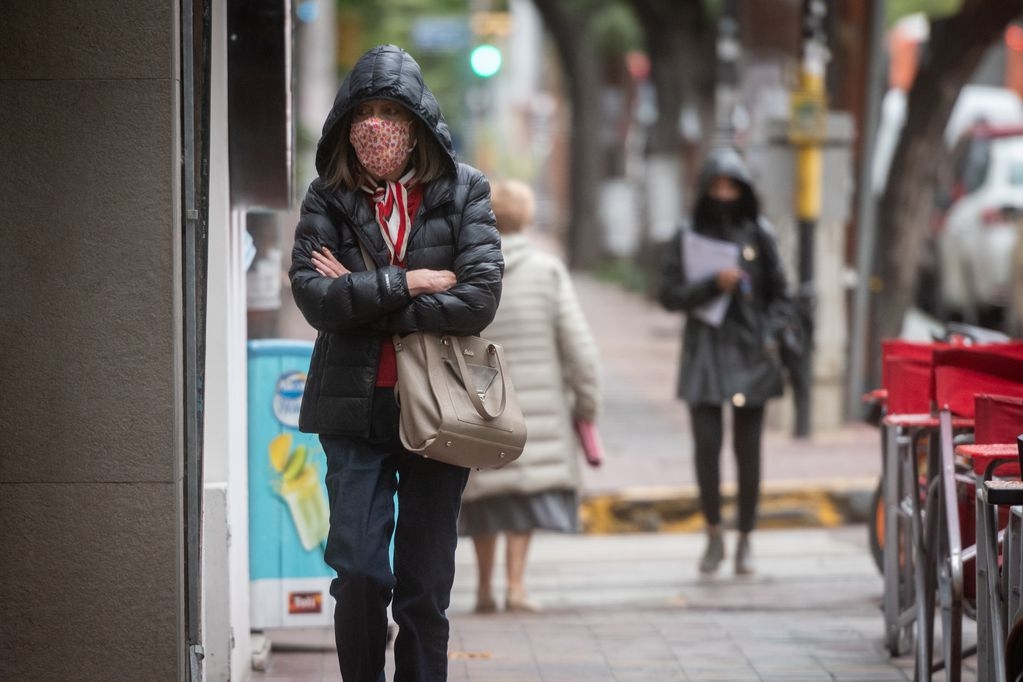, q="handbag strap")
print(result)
[450,336,508,420]
[369,241,505,419]
[358,241,375,271]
